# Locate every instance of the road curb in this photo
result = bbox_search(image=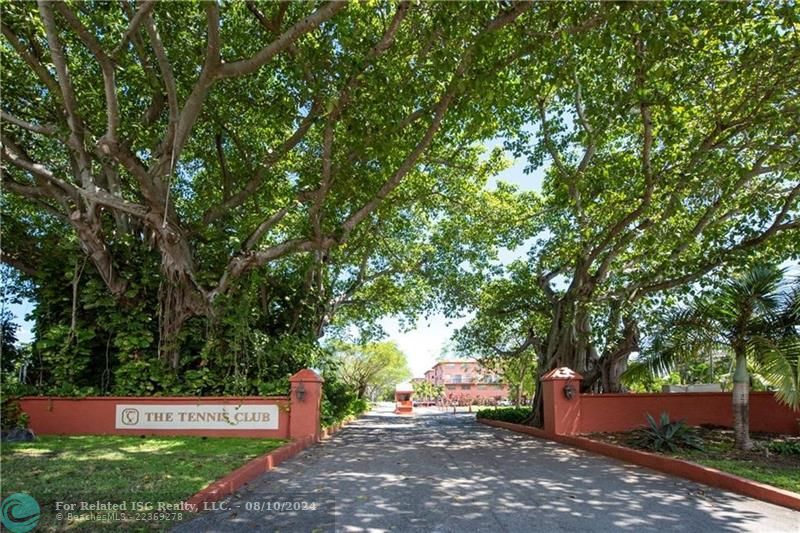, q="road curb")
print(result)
[478,418,800,512]
[183,437,314,511]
